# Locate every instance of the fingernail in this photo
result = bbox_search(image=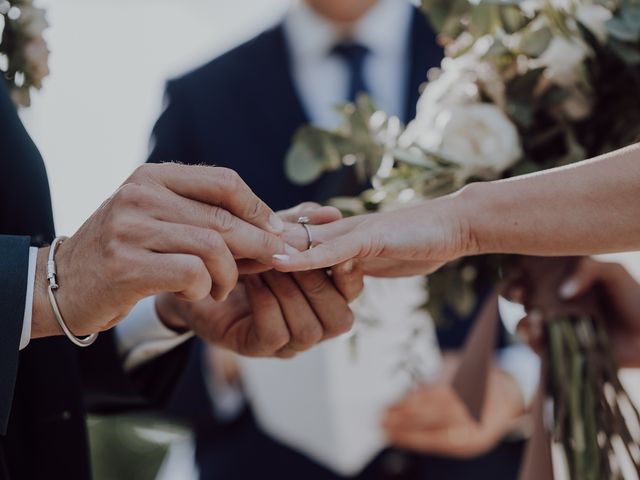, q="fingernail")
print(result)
[268,213,285,233]
[560,280,578,299]
[341,260,354,274]
[273,254,290,263]
[284,243,299,255]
